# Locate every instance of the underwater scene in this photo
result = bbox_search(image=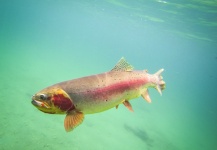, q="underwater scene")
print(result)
[0,0,216,150]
